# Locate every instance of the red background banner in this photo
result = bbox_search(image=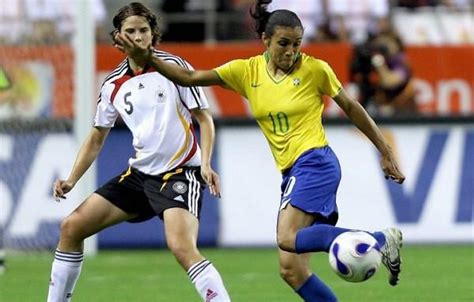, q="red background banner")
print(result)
[1,43,472,118]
